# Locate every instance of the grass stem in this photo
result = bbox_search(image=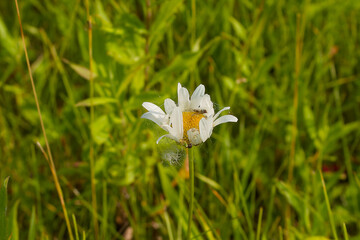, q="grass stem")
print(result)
[286,13,303,238]
[14,1,74,239]
[84,1,99,237]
